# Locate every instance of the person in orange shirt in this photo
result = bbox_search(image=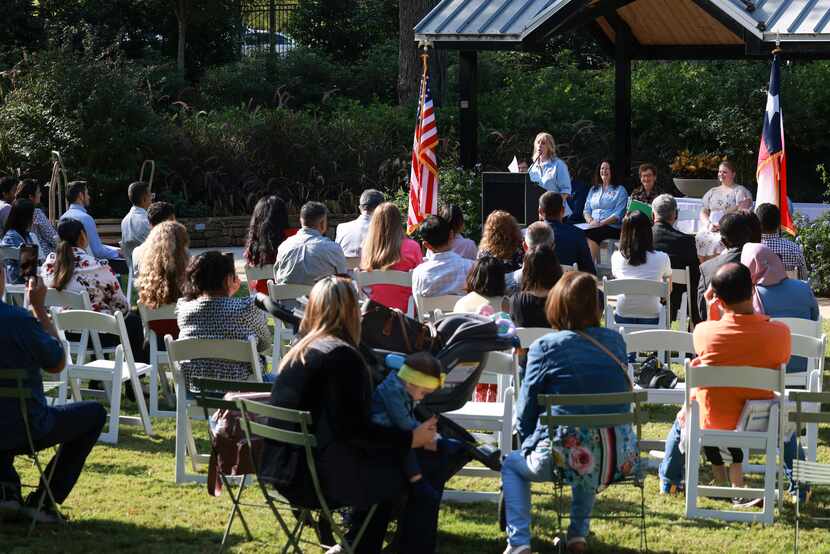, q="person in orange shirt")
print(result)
[658,263,802,503]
